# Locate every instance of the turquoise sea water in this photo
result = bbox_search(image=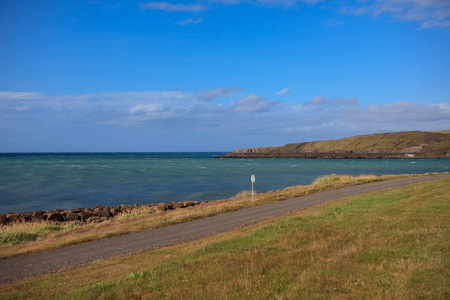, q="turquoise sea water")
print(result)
[0,152,449,213]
